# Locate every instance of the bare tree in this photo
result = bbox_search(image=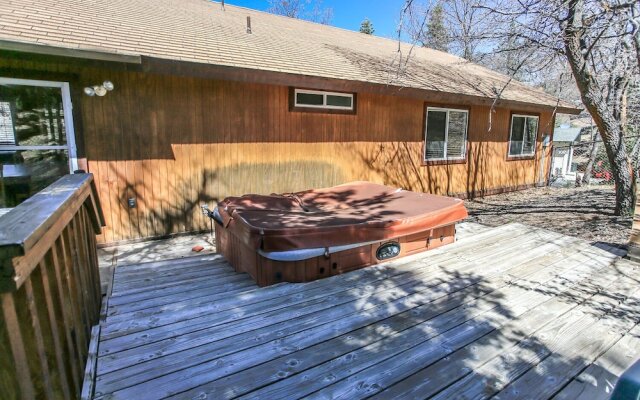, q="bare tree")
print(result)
[398,0,640,215]
[475,1,639,215]
[564,1,638,215]
[443,0,495,61]
[267,0,302,18]
[405,0,500,61]
[267,0,333,24]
